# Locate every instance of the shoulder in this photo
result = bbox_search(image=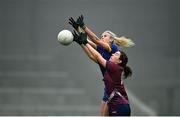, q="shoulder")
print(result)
[97,44,102,50]
[96,44,102,52]
[106,61,123,72]
[110,43,120,53]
